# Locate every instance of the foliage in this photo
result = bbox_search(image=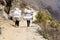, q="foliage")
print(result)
[34,8,53,26]
[33,8,60,40]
